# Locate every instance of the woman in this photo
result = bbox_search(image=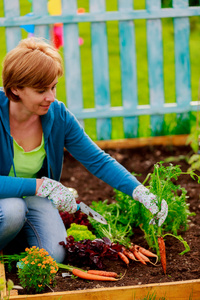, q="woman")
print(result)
[0,37,168,262]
